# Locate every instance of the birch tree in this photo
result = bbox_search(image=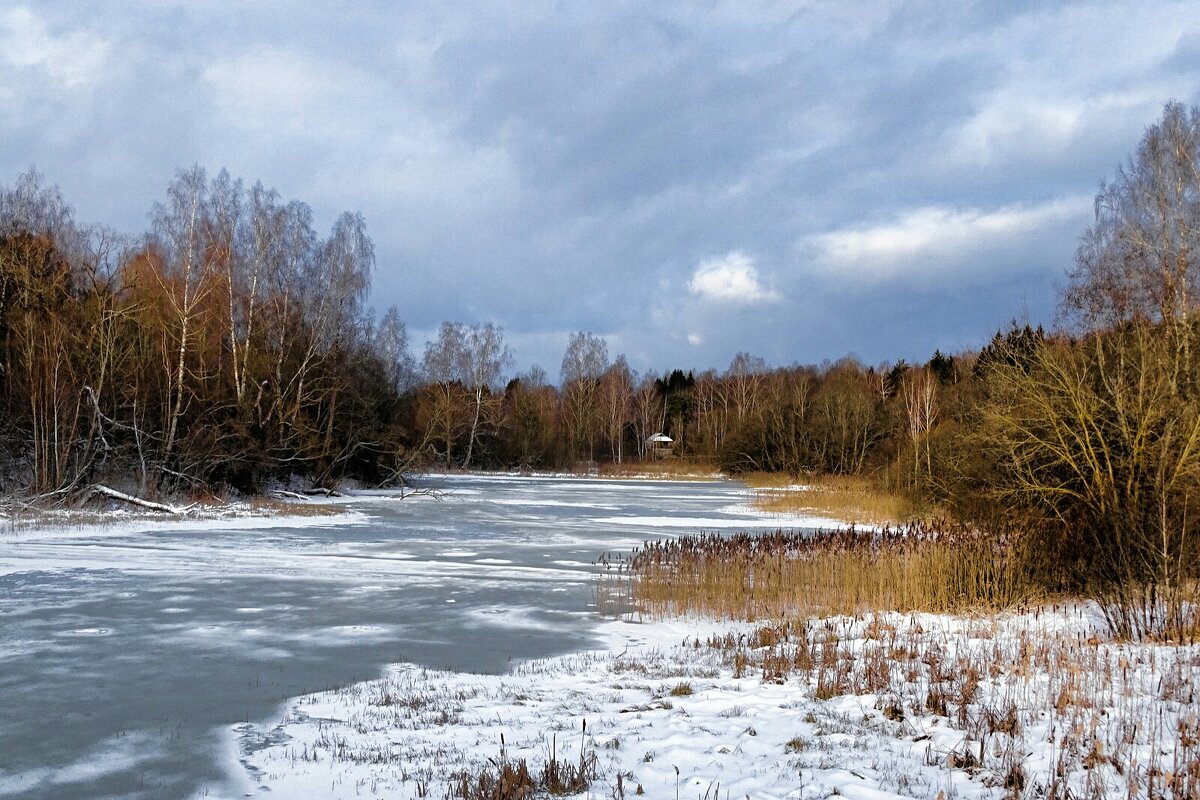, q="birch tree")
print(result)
[902,367,939,486]
[230,181,280,408]
[631,373,664,459]
[313,212,373,467]
[726,351,768,422]
[375,306,416,394]
[560,331,608,462]
[461,323,510,468]
[1067,100,1200,332]
[598,356,633,463]
[422,322,469,467]
[150,166,213,468]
